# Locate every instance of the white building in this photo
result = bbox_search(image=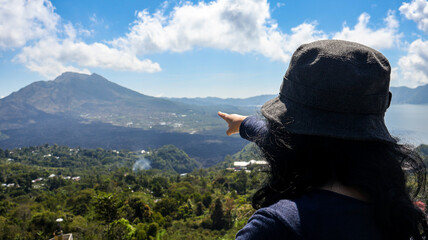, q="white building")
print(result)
[233,160,268,171]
